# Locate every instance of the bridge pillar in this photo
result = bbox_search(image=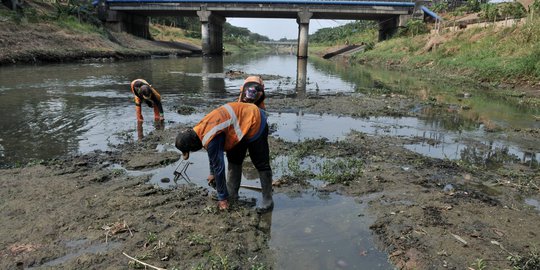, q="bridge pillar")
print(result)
[197,10,225,56]
[102,10,151,39]
[378,16,398,41]
[2,0,21,10]
[296,11,312,59]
